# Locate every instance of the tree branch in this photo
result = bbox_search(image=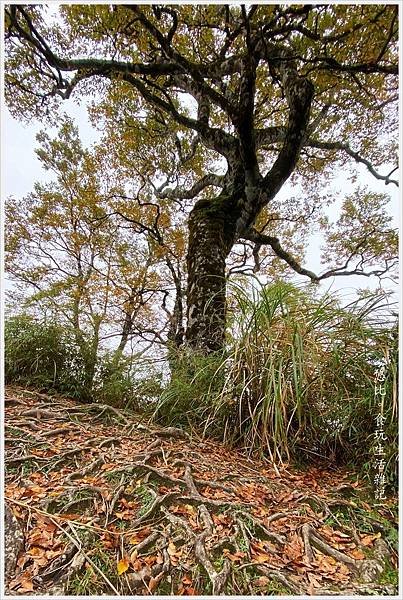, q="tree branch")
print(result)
[242,228,319,281]
[307,139,398,186]
[157,174,225,200]
[243,228,397,283]
[314,55,397,76]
